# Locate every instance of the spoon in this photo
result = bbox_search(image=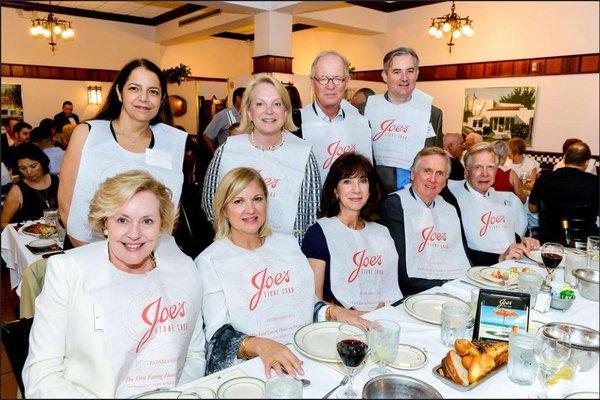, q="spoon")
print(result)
[280,366,311,387]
